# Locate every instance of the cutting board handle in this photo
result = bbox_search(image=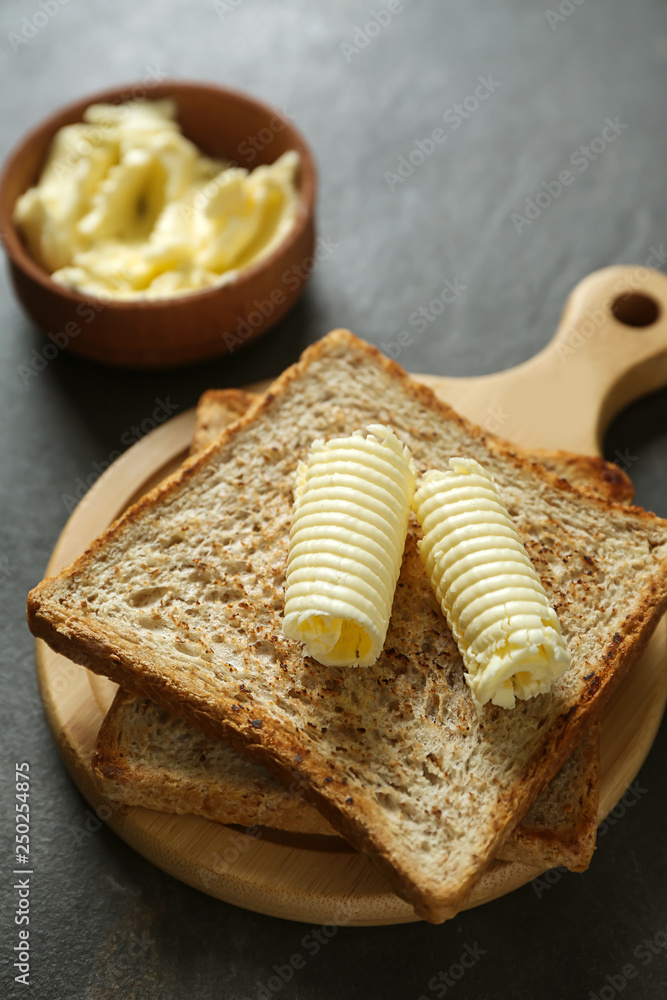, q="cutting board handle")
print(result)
[418,266,667,454]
